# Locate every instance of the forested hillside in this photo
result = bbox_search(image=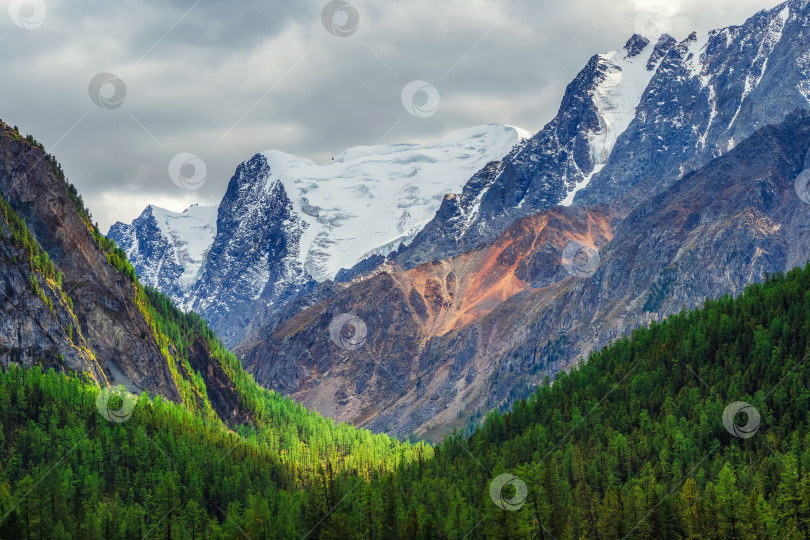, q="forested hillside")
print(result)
[0,126,431,538]
[3,263,810,538]
[333,265,810,538]
[0,364,433,539]
[3,122,810,538]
